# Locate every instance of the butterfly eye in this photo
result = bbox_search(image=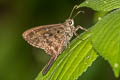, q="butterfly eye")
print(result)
[69,21,72,25]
